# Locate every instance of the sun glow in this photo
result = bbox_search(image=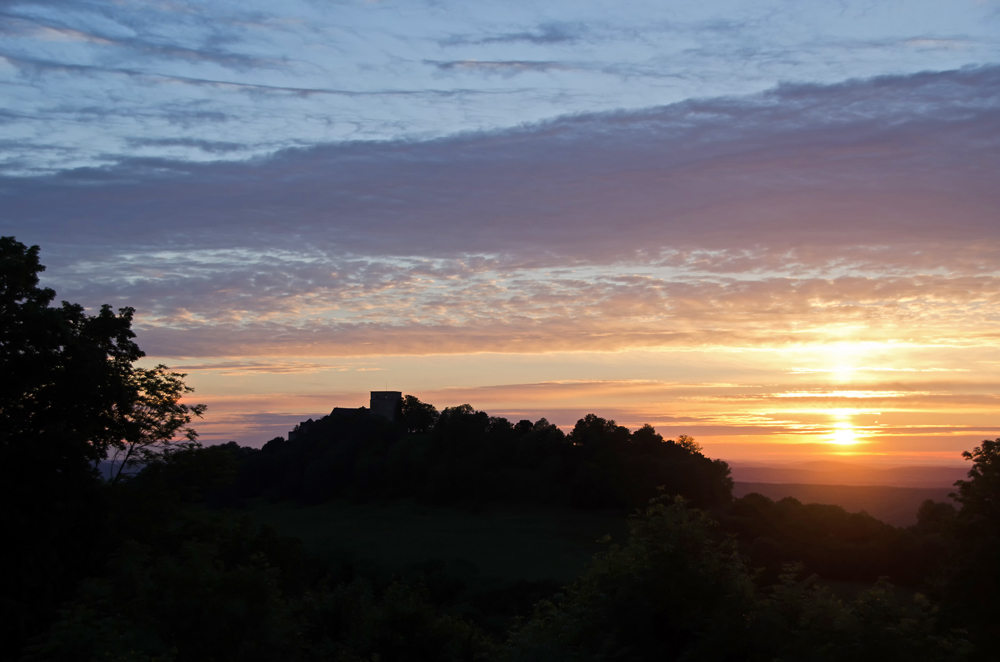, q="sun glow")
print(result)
[829,423,859,445]
[825,406,863,446]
